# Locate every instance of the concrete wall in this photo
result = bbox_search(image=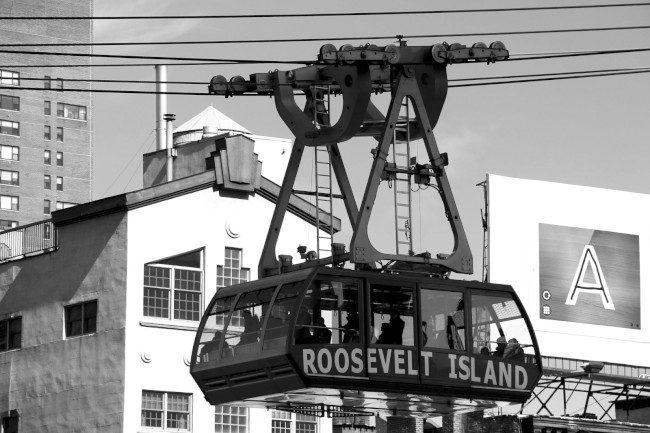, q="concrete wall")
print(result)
[0,210,128,432]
